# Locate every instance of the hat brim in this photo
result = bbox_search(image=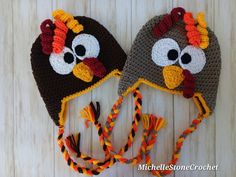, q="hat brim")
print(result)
[121,77,210,118]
